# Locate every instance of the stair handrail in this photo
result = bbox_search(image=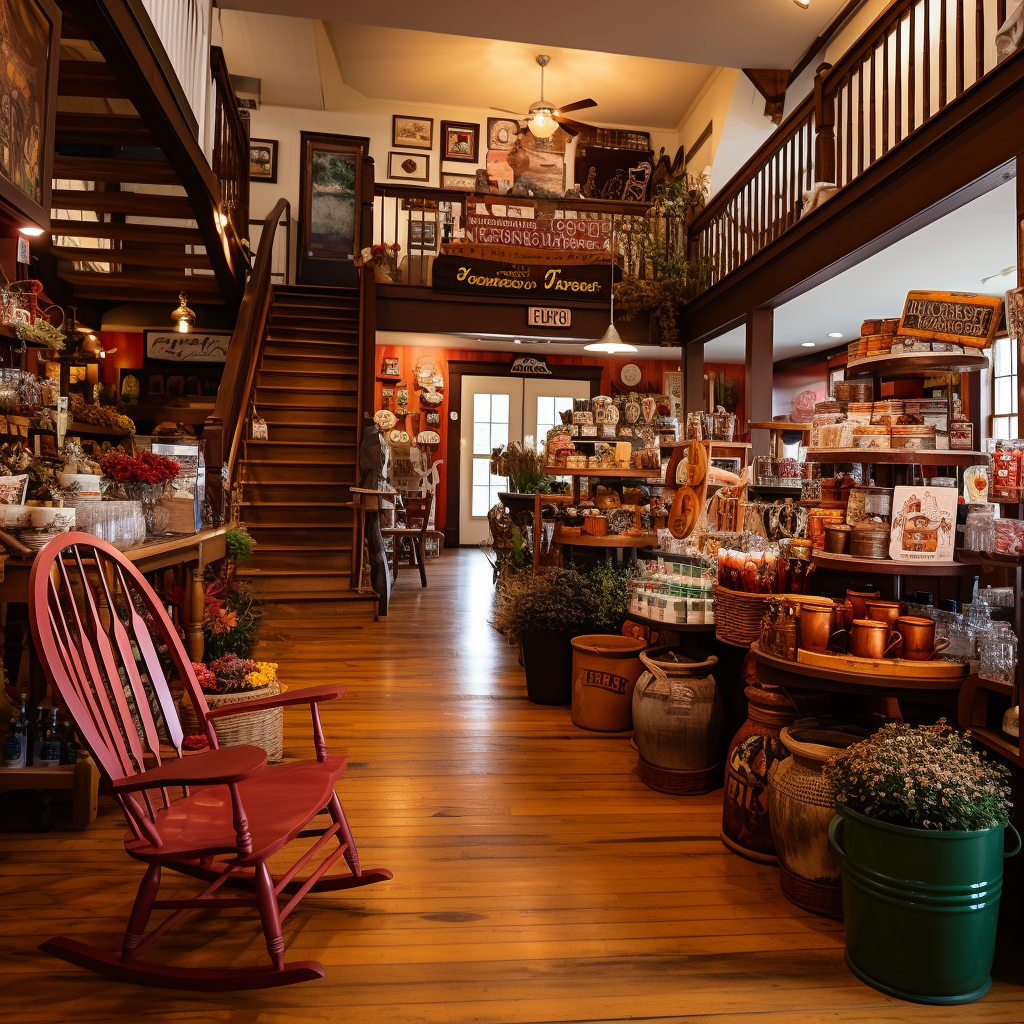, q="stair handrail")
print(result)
[206,197,290,520]
[210,46,250,250]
